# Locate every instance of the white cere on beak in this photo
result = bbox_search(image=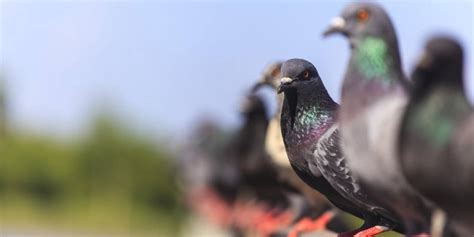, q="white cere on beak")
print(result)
[280,77,293,85]
[417,51,432,69]
[329,17,346,29]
